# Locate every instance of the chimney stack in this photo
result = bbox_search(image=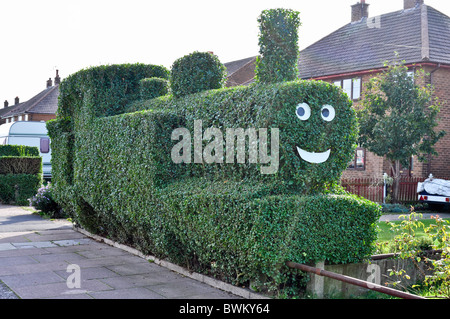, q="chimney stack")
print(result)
[404,0,424,10]
[54,70,61,85]
[14,97,19,105]
[4,100,8,108]
[351,1,370,22]
[47,77,53,88]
